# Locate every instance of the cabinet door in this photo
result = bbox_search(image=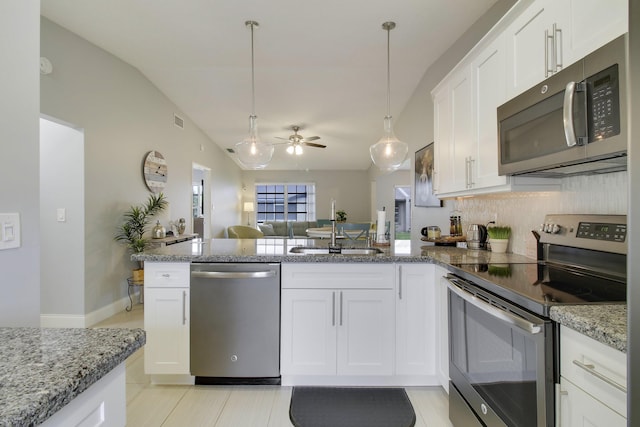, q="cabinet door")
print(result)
[337,289,394,376]
[281,289,337,375]
[144,288,190,374]
[562,0,628,67]
[558,378,626,427]
[505,0,555,97]
[449,65,474,192]
[435,266,450,392]
[433,86,453,195]
[472,34,509,190]
[395,264,436,377]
